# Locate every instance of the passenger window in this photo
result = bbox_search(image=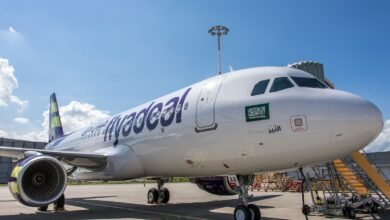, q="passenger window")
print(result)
[251,79,270,96]
[270,77,294,93]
